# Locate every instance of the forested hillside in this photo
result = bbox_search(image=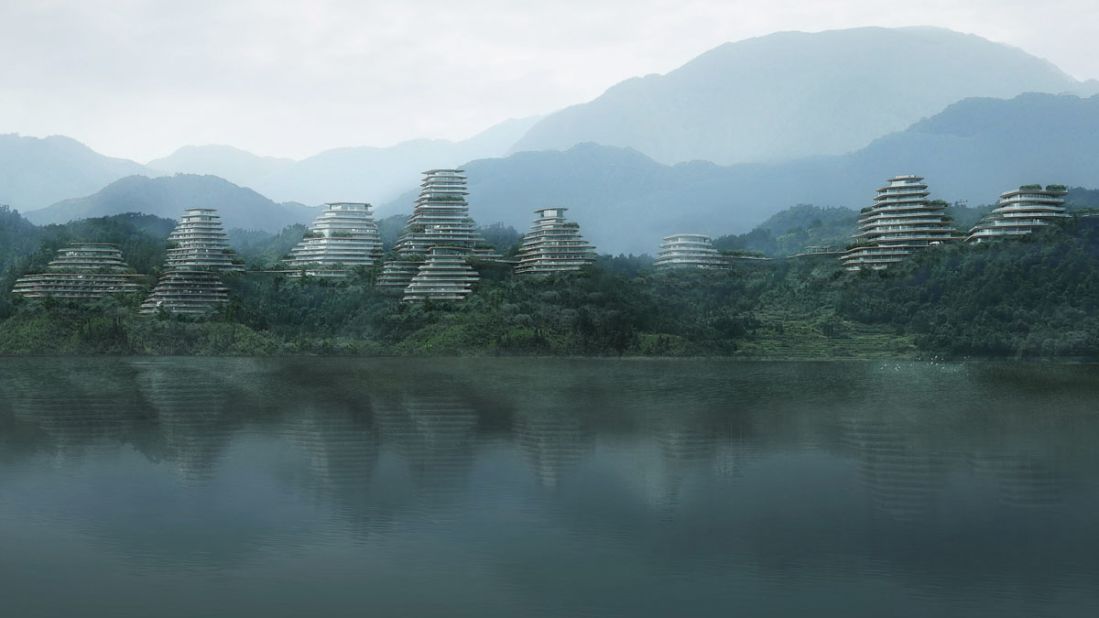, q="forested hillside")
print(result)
[712,205,857,256]
[1,211,1097,359]
[838,218,1099,357]
[1068,187,1099,210]
[0,210,175,320]
[27,174,316,232]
